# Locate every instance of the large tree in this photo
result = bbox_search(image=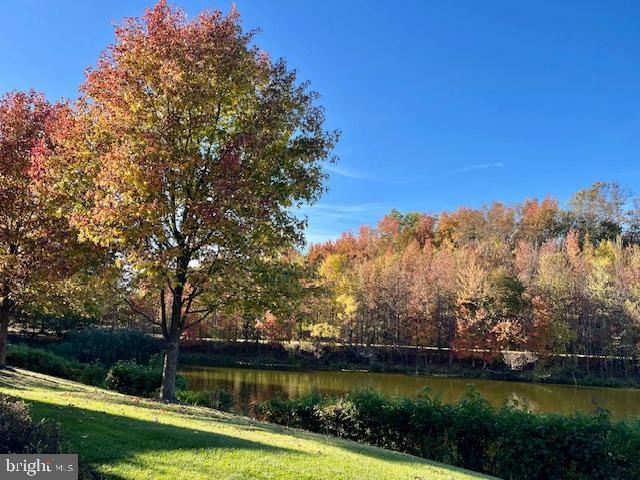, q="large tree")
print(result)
[566,181,629,242]
[0,90,77,366]
[43,1,336,400]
